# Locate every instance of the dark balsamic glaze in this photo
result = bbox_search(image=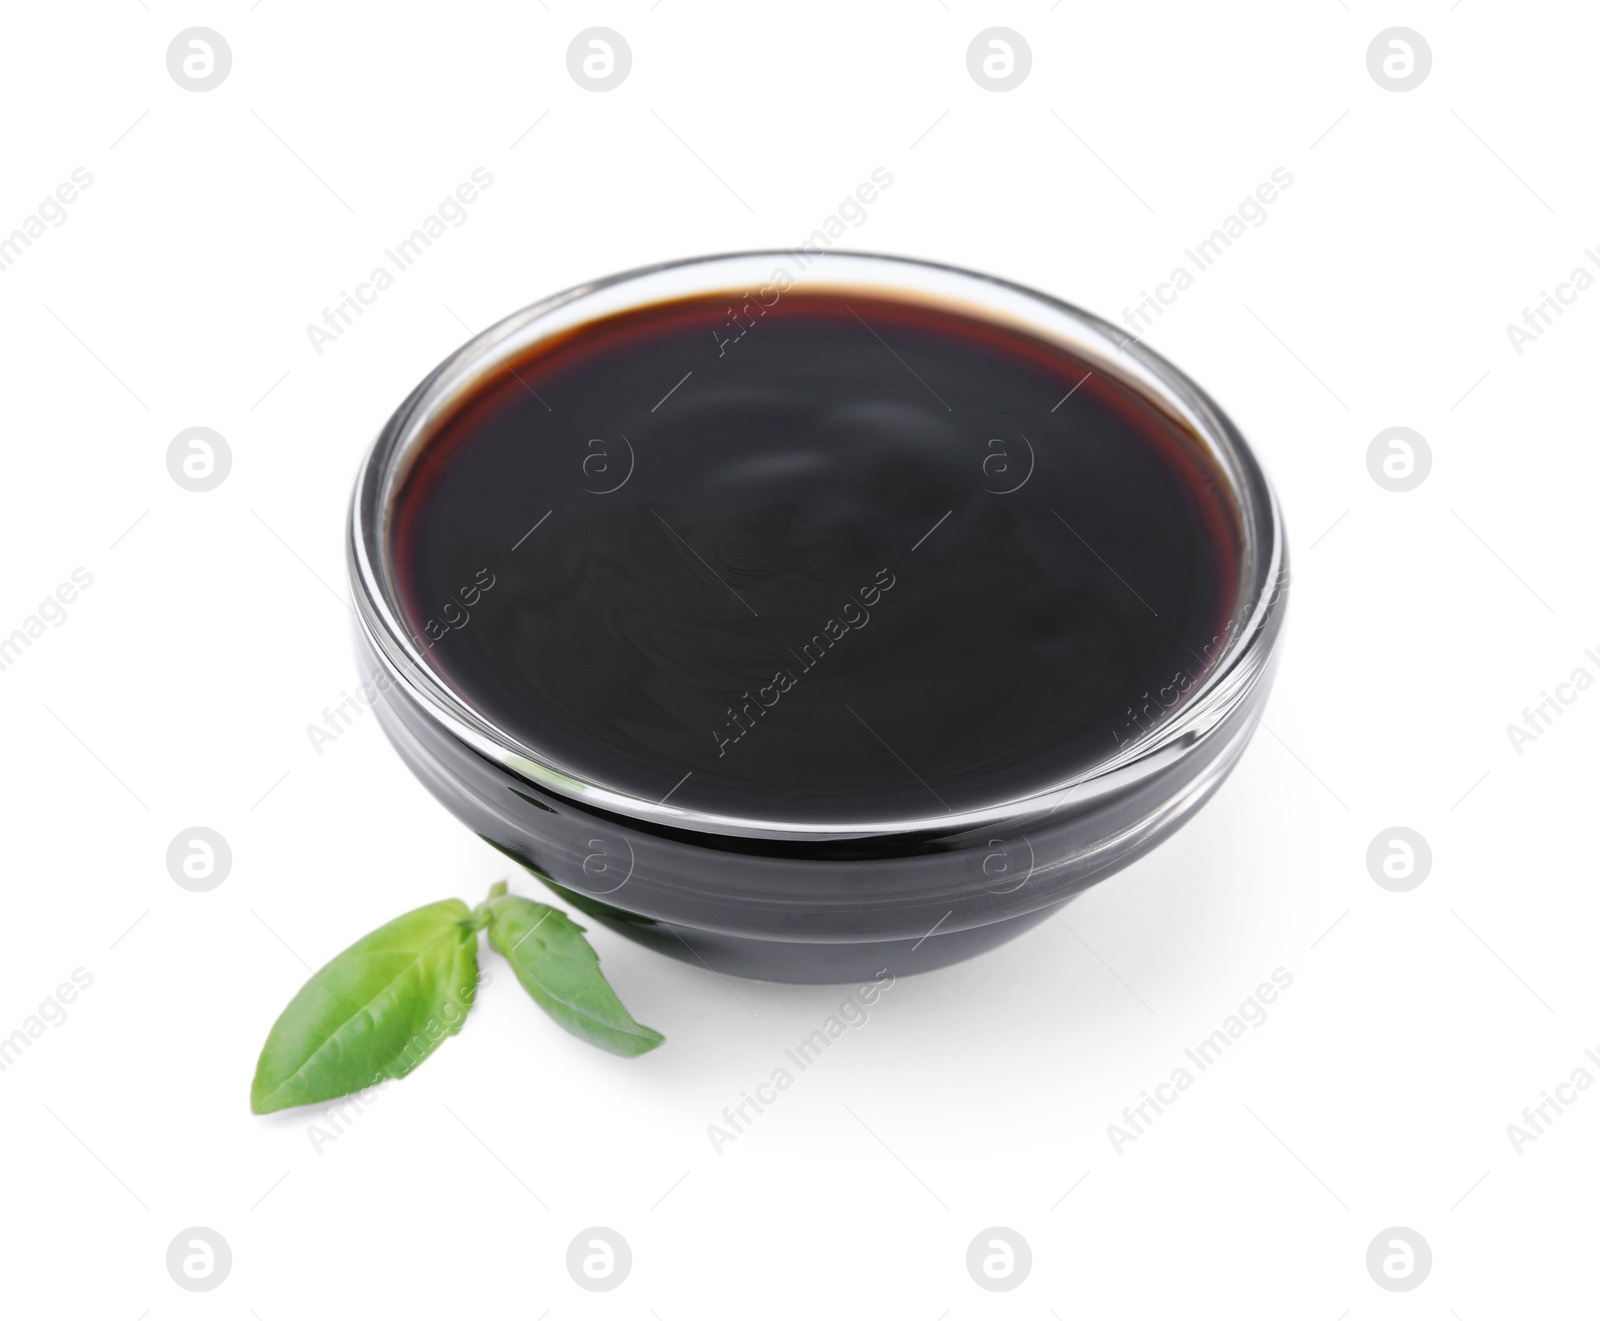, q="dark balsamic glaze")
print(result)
[392,291,1239,825]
